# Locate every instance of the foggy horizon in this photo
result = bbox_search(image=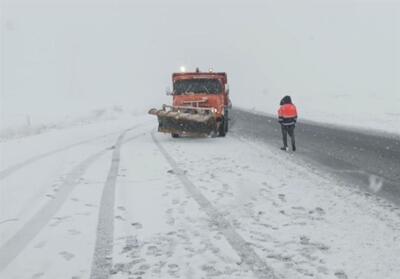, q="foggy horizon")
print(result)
[1,0,399,130]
